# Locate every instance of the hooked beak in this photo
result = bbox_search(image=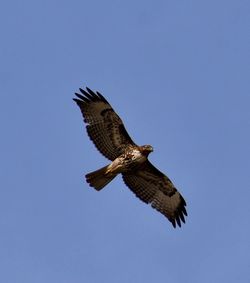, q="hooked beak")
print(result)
[148,146,153,152]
